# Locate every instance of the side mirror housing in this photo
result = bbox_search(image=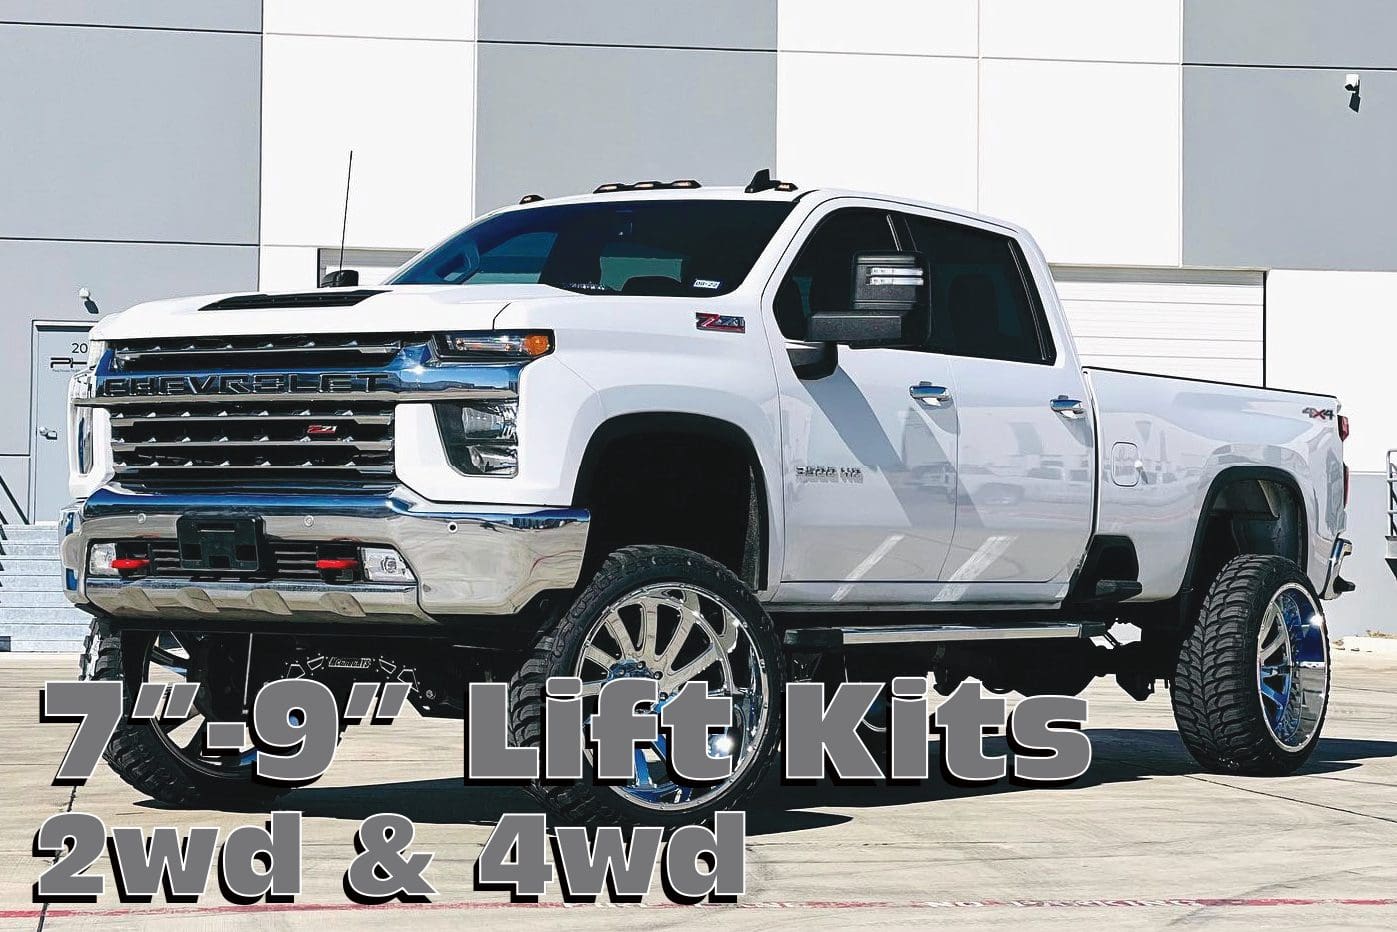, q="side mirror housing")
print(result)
[805,252,927,346]
[319,269,359,288]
